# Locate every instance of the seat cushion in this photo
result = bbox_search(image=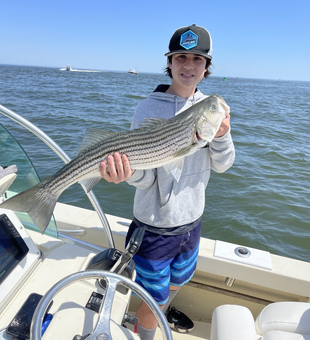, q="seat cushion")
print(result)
[210,305,257,340]
[262,330,310,340]
[256,302,310,335]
